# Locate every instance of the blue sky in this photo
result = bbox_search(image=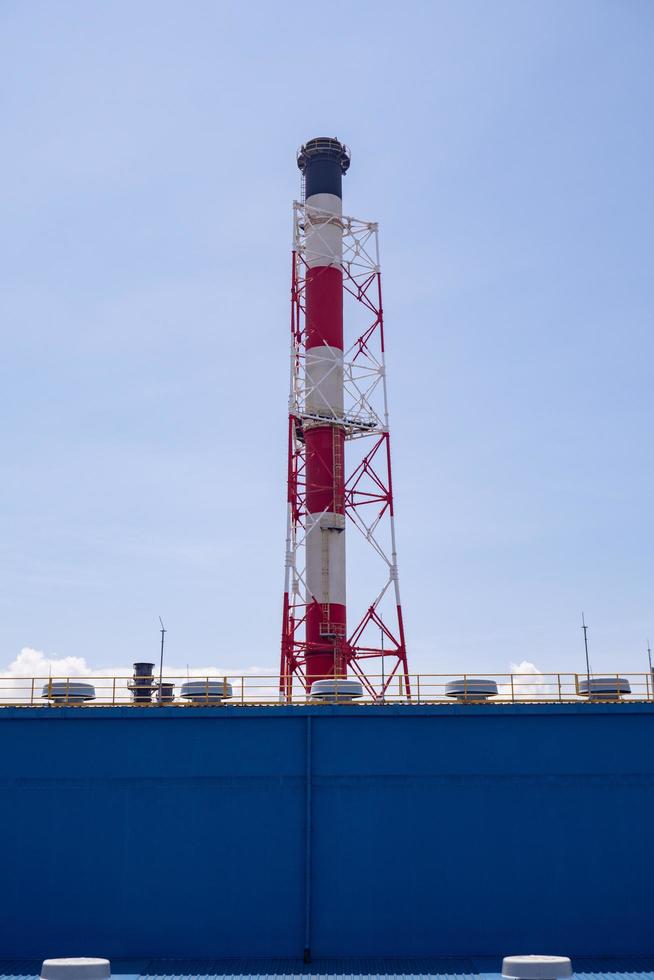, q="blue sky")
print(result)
[1,0,652,680]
